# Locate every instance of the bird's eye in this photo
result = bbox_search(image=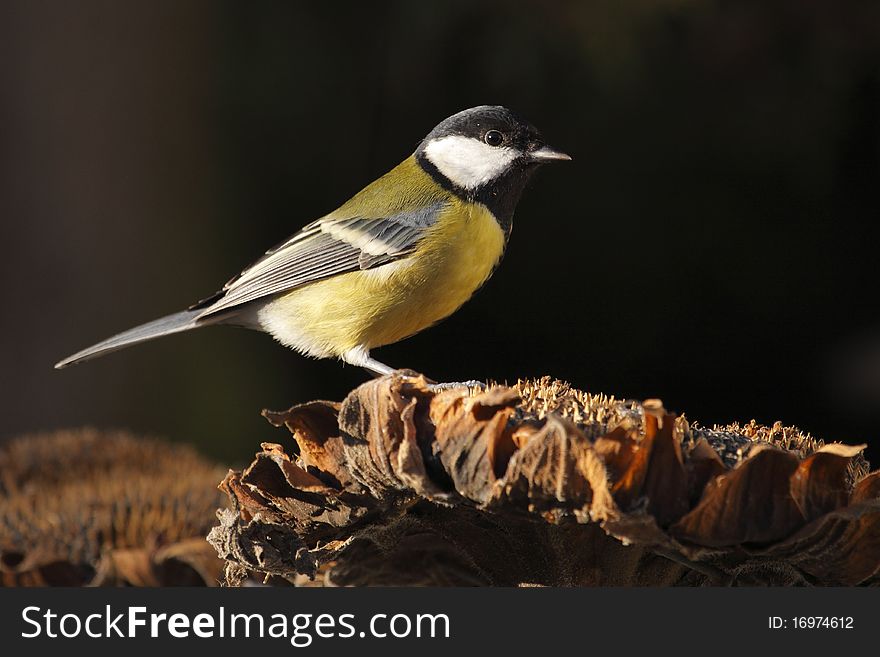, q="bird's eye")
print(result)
[484,130,504,146]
